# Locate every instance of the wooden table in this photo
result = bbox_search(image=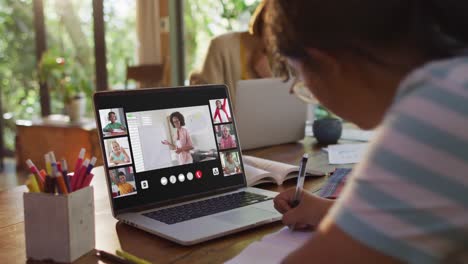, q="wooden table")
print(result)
[1,139,327,264]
